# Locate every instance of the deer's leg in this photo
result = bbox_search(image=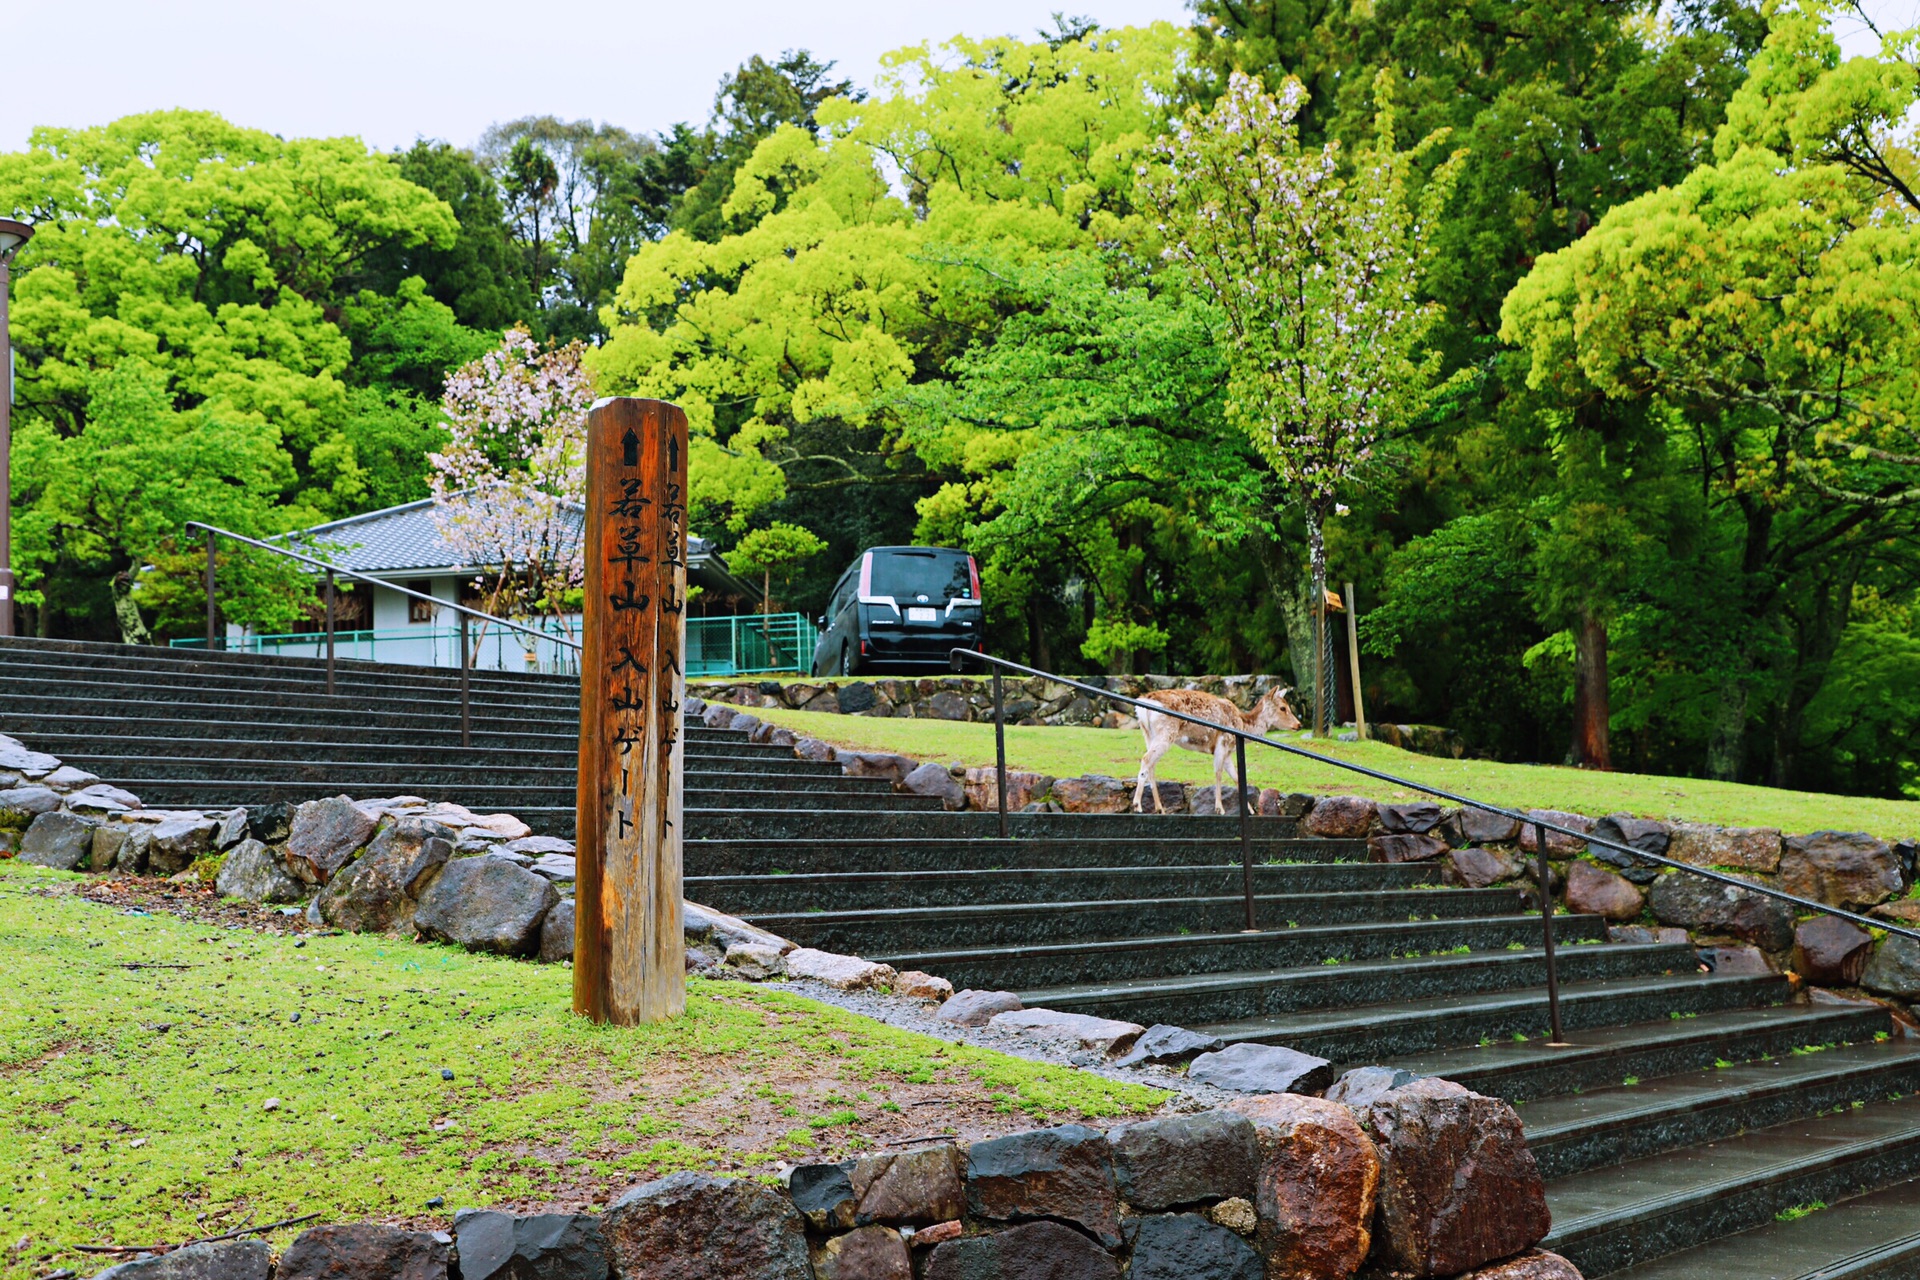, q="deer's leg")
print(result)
[1213,736,1236,814]
[1137,736,1173,813]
